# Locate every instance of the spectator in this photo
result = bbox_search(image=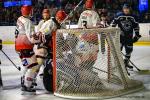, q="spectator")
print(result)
[0,0,149,26]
